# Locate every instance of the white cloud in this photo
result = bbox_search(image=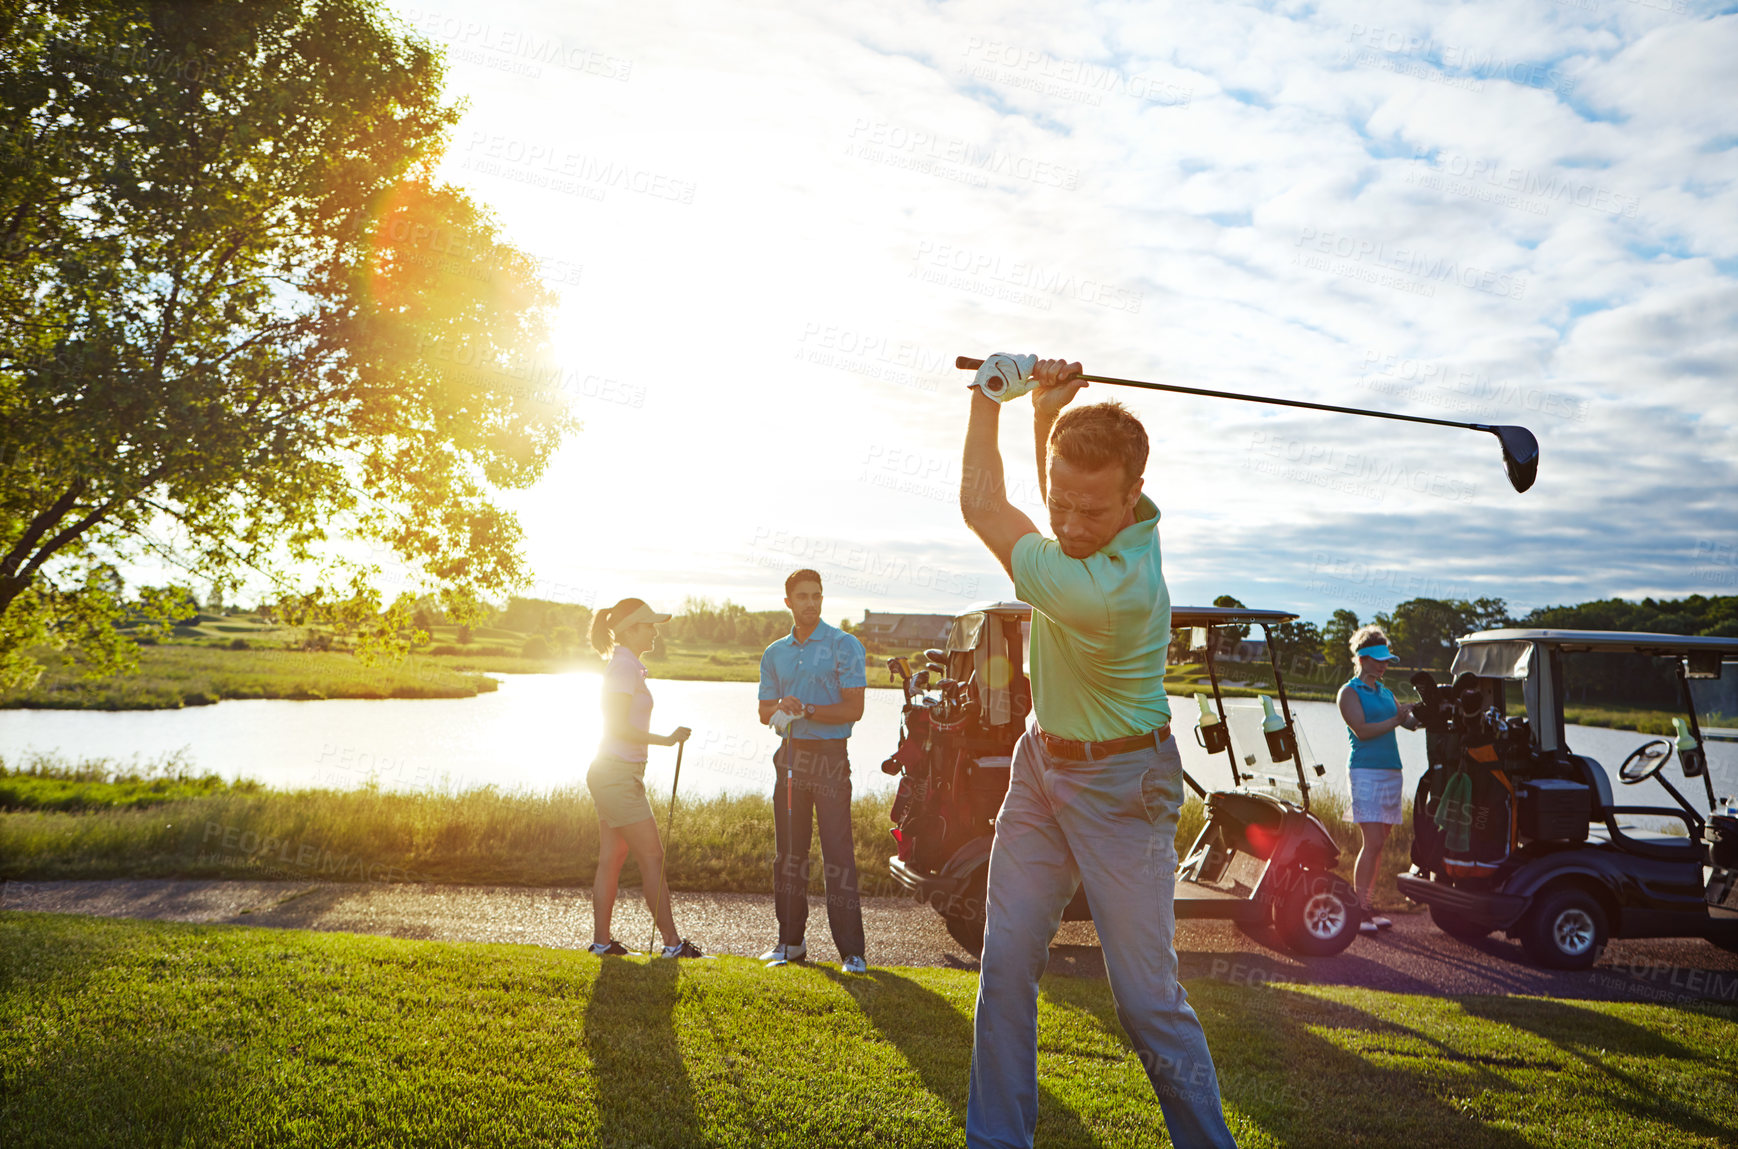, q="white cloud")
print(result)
[353,0,1738,627]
